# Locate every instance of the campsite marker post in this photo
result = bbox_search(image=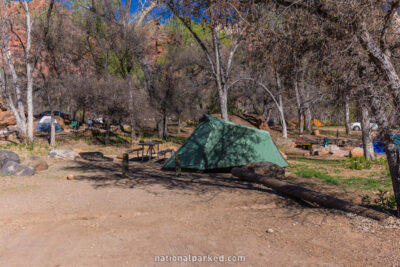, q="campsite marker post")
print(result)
[175,154,181,177]
[122,153,129,177]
